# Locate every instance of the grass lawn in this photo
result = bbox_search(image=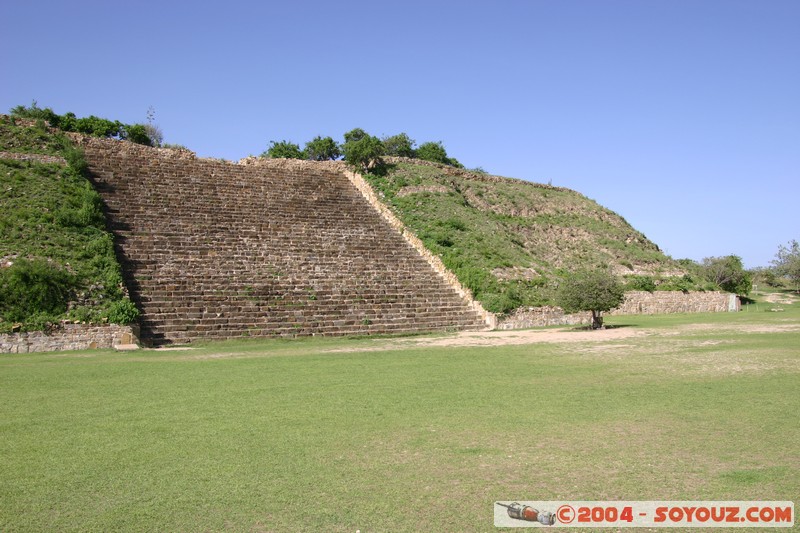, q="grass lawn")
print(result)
[1,297,798,531]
